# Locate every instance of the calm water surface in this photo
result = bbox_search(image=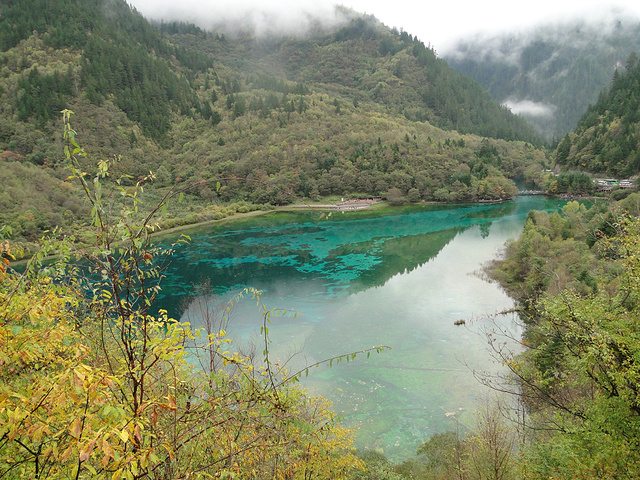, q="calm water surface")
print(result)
[155,196,568,460]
